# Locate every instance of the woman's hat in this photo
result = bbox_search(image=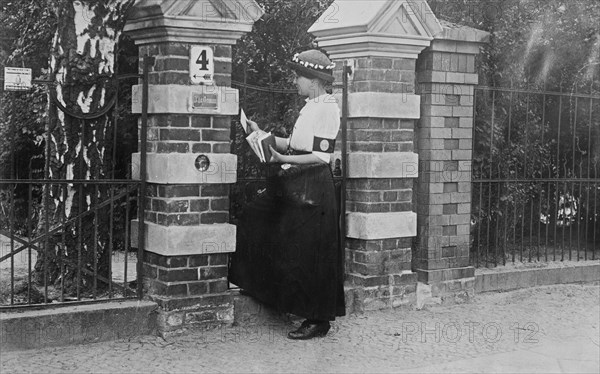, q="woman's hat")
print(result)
[288,49,335,83]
